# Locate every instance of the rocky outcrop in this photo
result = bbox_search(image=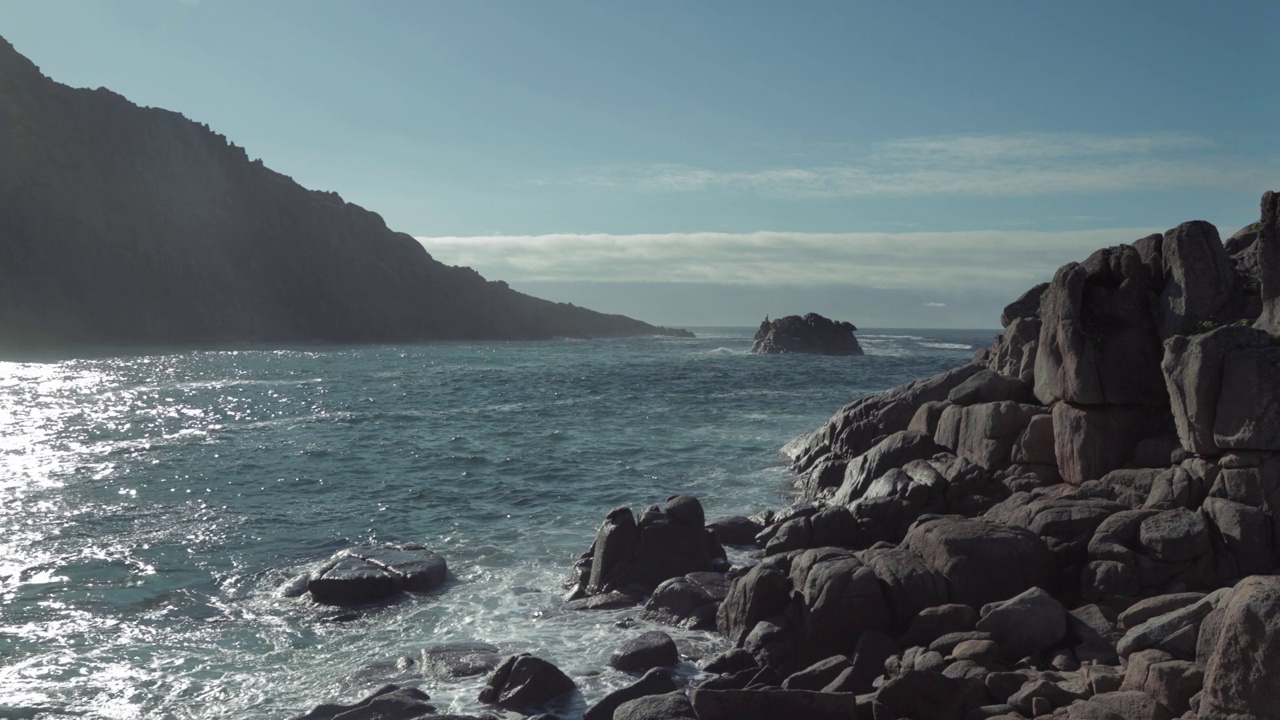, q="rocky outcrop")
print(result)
[750,313,864,355]
[0,36,690,355]
[565,495,728,602]
[649,193,1280,720]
